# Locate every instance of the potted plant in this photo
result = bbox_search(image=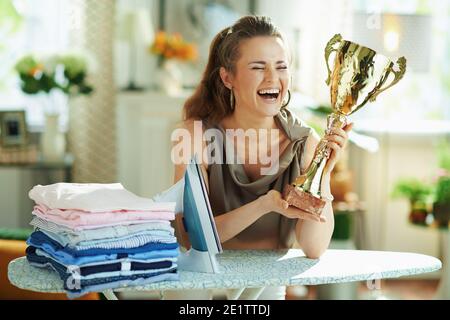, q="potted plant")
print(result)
[15,53,93,97]
[14,53,93,162]
[391,178,433,225]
